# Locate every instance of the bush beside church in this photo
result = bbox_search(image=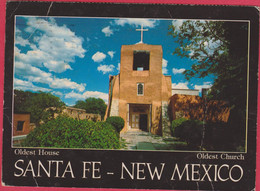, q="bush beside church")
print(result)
[106,116,125,133]
[171,117,244,152]
[169,94,245,151]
